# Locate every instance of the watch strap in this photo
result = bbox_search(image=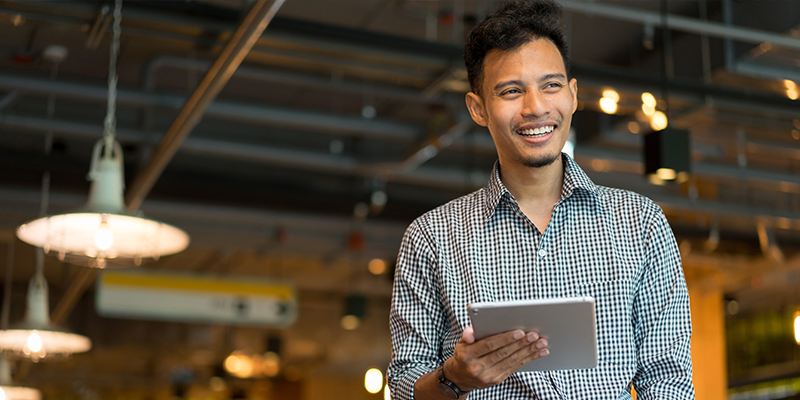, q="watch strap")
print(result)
[437,365,469,398]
